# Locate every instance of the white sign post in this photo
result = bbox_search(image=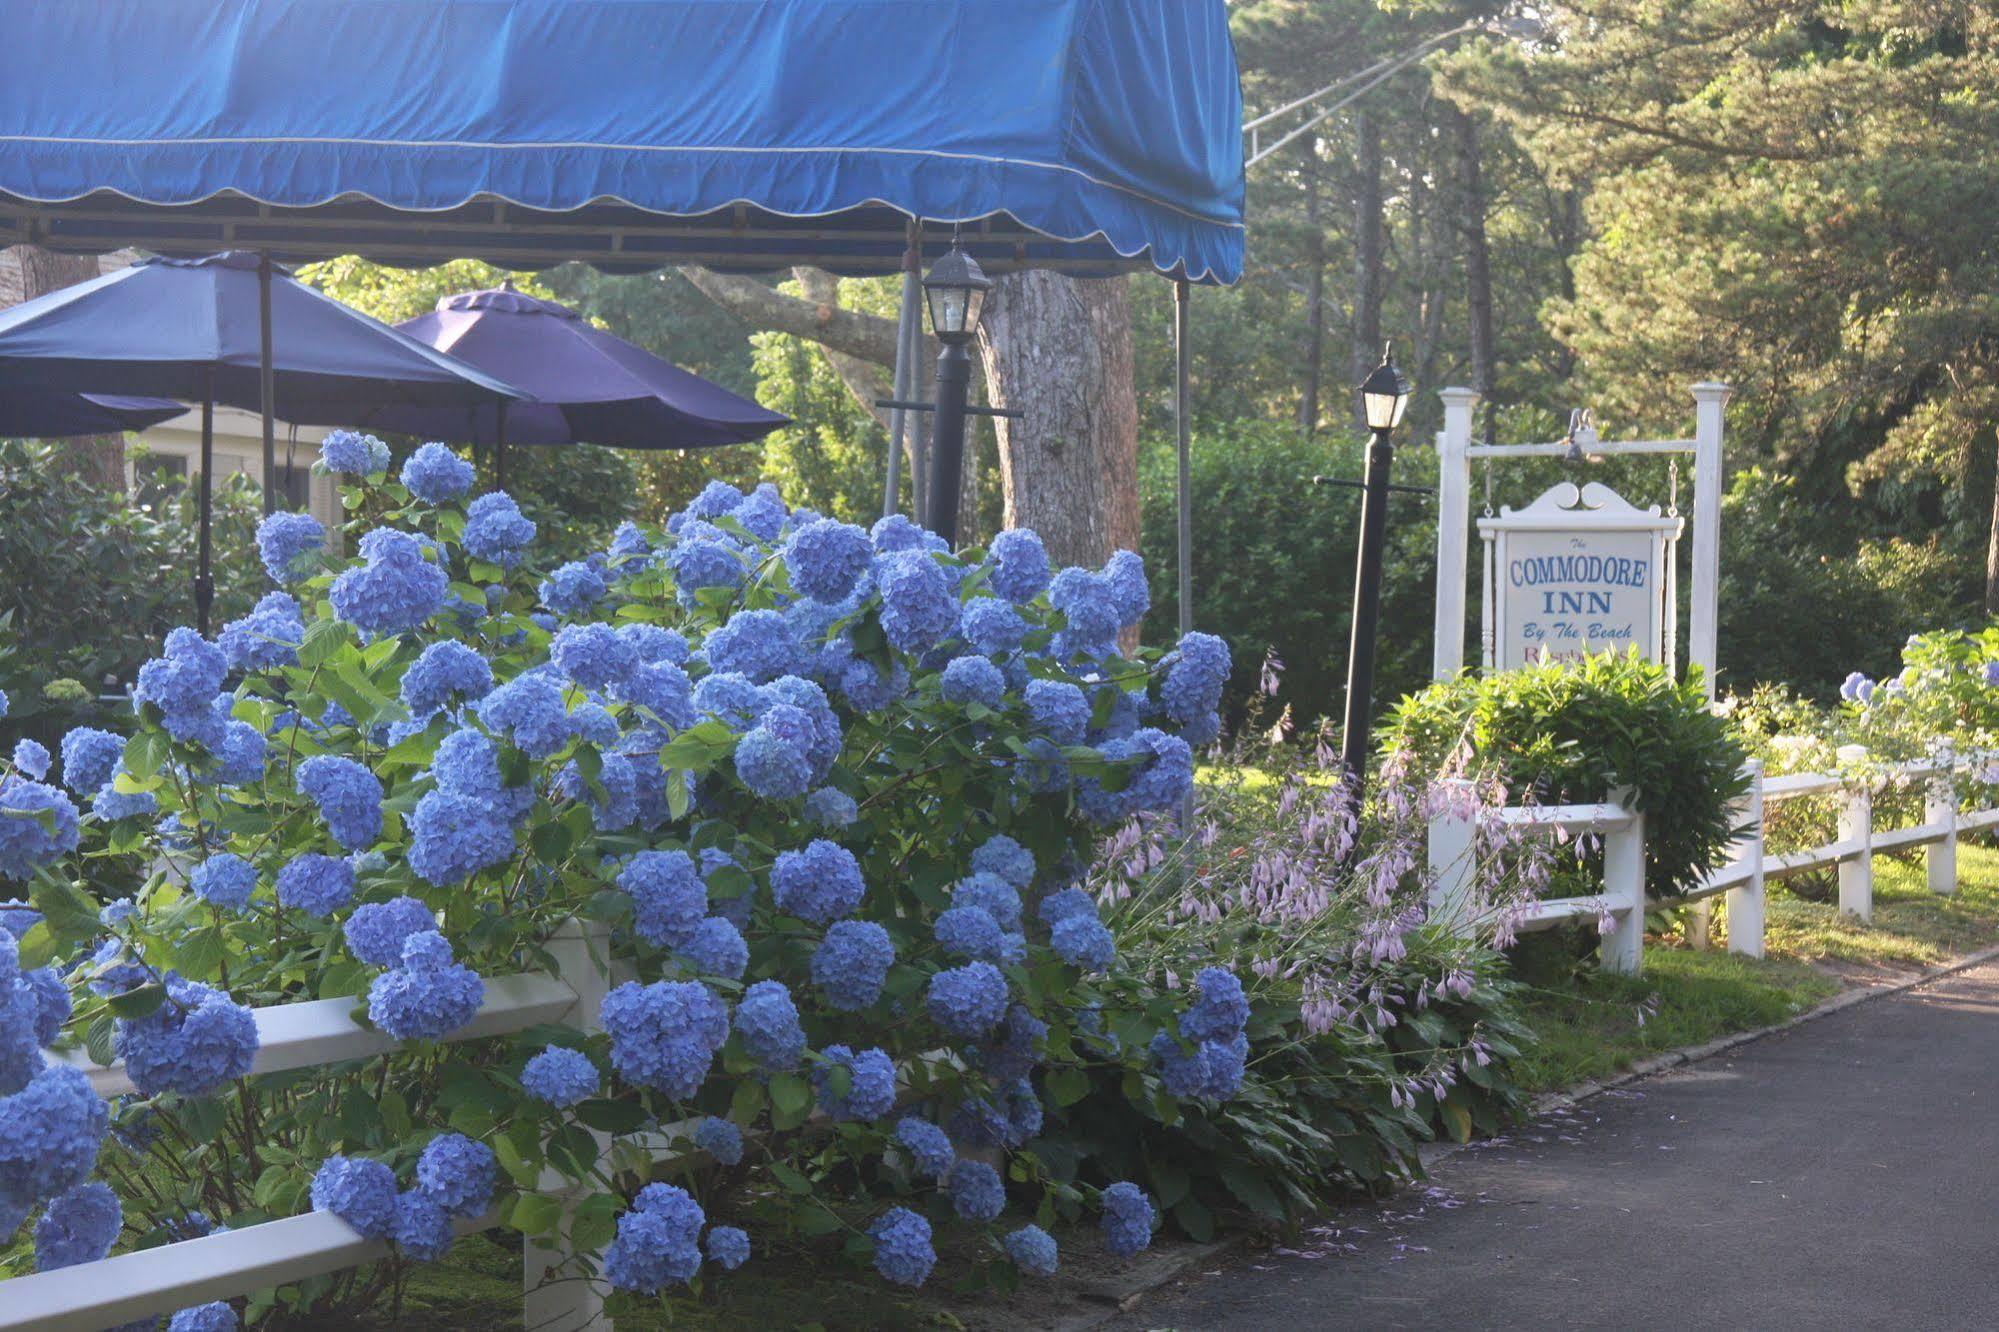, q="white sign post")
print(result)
[1430,382,1730,696]
[1477,482,1682,670]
